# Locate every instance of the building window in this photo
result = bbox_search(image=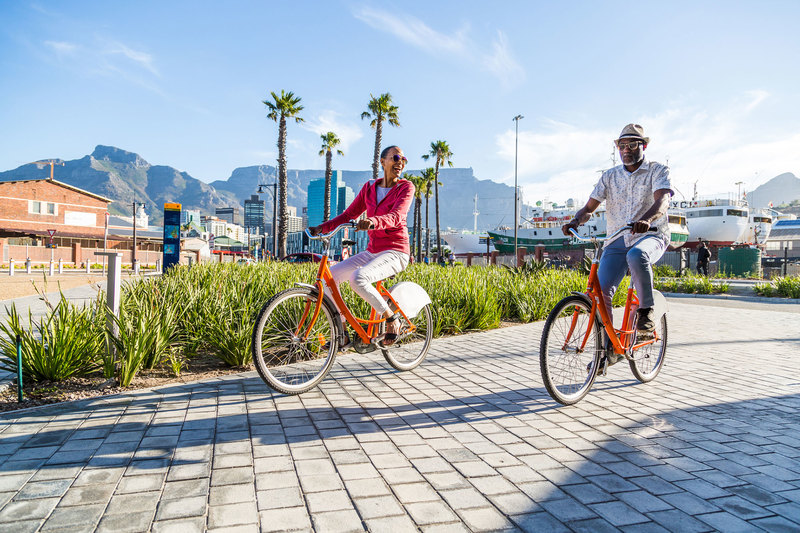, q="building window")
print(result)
[30,201,41,214]
[47,202,56,215]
